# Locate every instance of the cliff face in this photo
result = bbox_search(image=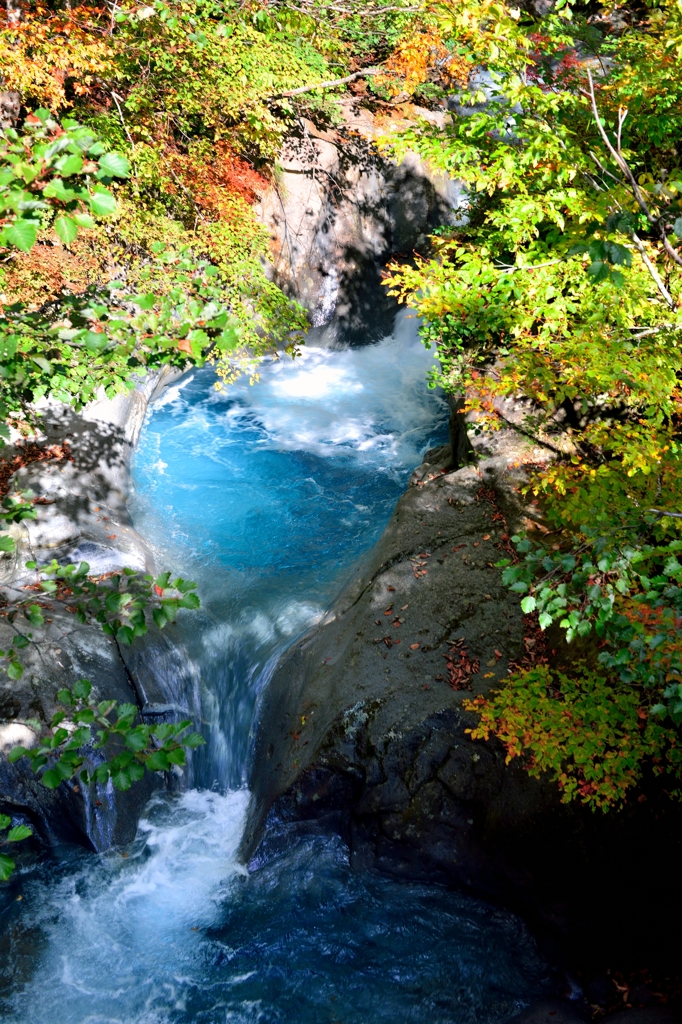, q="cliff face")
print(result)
[257,100,466,345]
